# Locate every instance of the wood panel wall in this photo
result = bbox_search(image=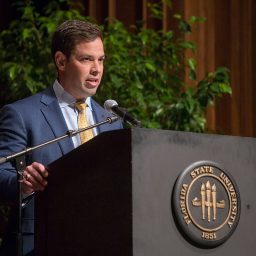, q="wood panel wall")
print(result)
[81,0,256,137]
[187,0,256,137]
[0,0,255,137]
